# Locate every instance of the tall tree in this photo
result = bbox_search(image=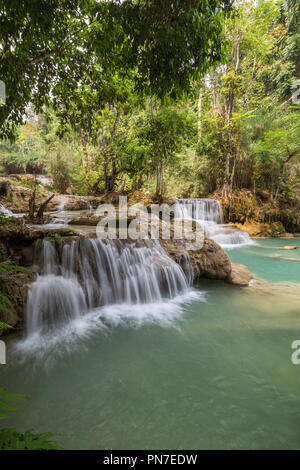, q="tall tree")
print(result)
[0,0,232,141]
